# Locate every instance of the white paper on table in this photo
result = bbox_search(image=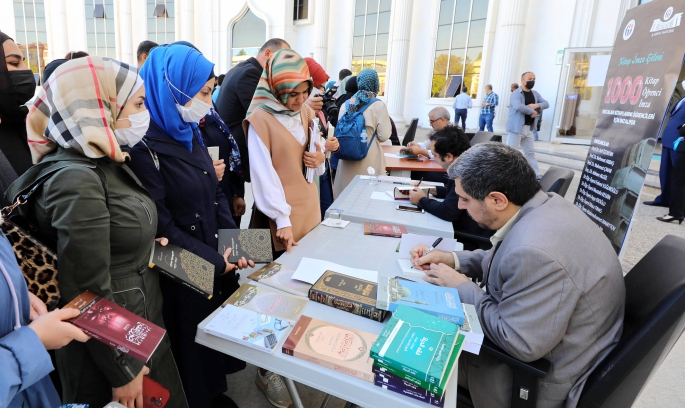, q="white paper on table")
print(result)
[383,153,404,158]
[378,175,411,184]
[320,218,350,228]
[370,191,410,204]
[359,175,372,180]
[398,233,463,257]
[291,257,378,284]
